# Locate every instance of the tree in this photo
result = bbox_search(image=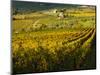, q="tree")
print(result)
[13,8,19,15]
